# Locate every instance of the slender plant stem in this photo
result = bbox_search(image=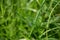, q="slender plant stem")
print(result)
[46,1,60,40]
